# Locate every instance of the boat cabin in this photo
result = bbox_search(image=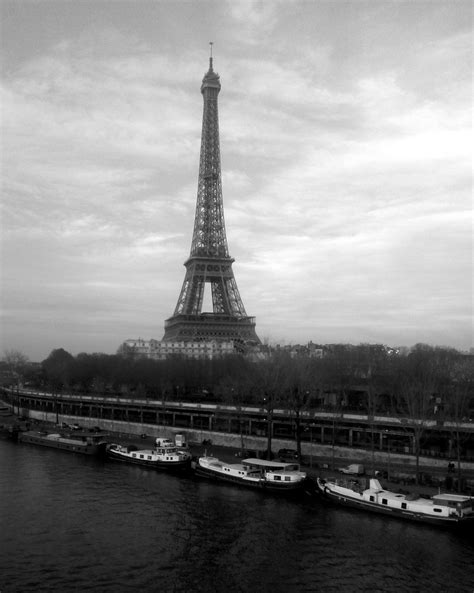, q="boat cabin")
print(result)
[155,438,174,447]
[154,437,180,455]
[242,458,306,483]
[432,493,474,515]
[242,459,300,472]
